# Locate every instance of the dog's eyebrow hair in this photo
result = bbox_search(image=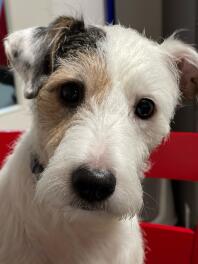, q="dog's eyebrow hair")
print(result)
[46,78,84,93]
[41,66,83,91]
